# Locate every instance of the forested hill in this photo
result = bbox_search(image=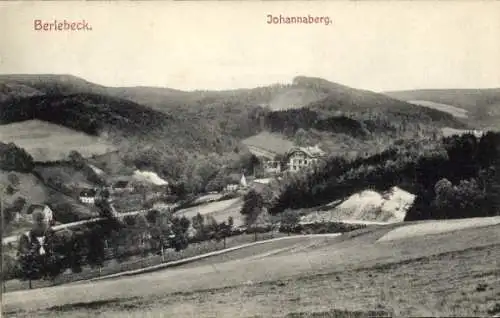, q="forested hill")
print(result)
[0,74,469,191]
